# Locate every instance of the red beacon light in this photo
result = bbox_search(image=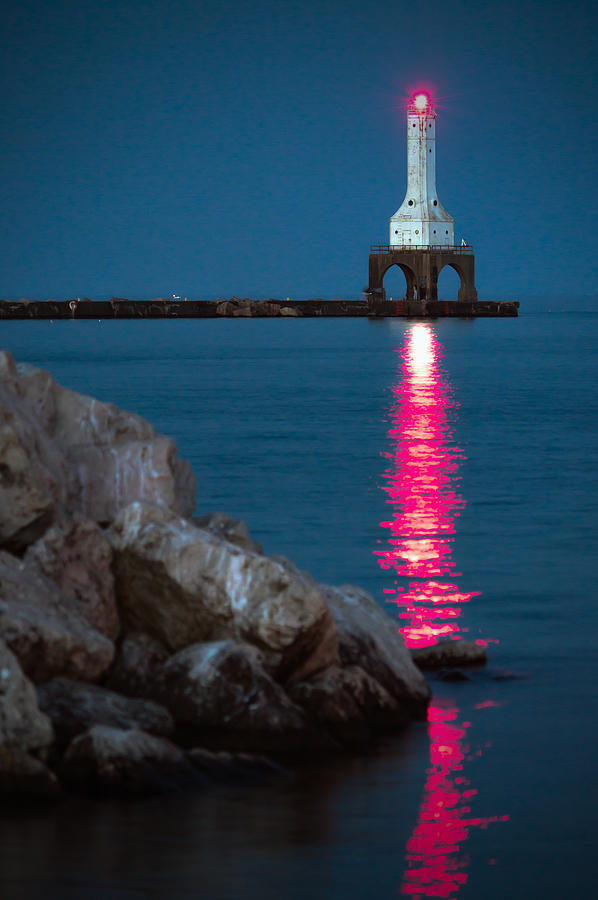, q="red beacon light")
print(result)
[410,92,432,114]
